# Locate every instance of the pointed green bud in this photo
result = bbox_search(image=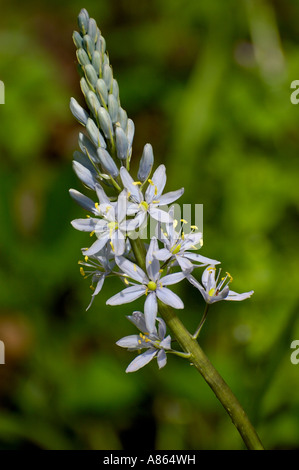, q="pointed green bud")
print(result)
[76,48,90,67]
[86,118,106,148]
[108,94,119,123]
[70,97,89,126]
[97,148,119,178]
[83,34,95,59]
[98,107,114,139]
[115,125,129,160]
[96,79,108,106]
[73,31,83,49]
[84,64,98,89]
[137,144,154,182]
[78,9,89,36]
